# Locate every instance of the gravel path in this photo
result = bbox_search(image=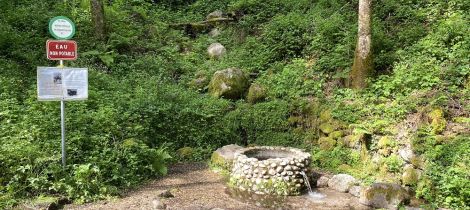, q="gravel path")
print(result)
[65,163,370,210]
